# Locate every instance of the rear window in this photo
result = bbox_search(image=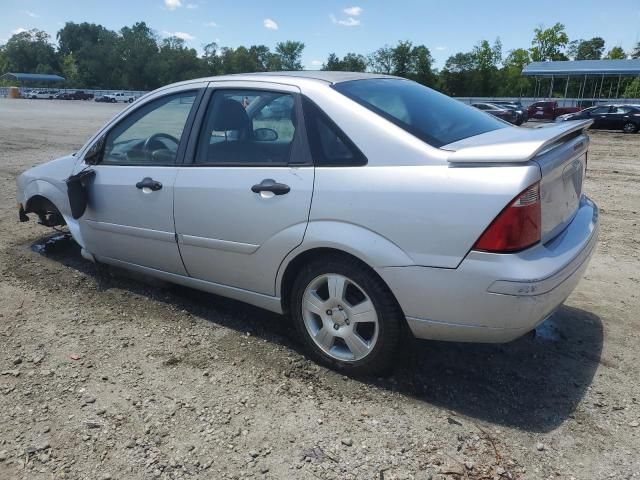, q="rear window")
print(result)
[333,79,507,148]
